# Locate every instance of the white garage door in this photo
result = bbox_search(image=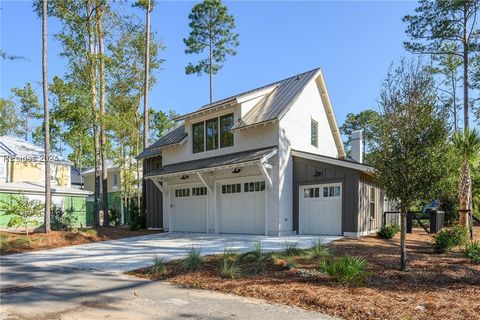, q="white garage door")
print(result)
[299,183,342,235]
[171,185,207,232]
[217,180,265,235]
